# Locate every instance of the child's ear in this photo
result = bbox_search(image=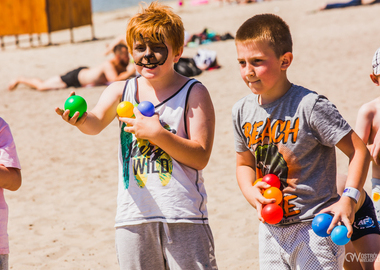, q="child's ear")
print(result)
[174,47,184,63]
[370,73,380,86]
[280,52,293,70]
